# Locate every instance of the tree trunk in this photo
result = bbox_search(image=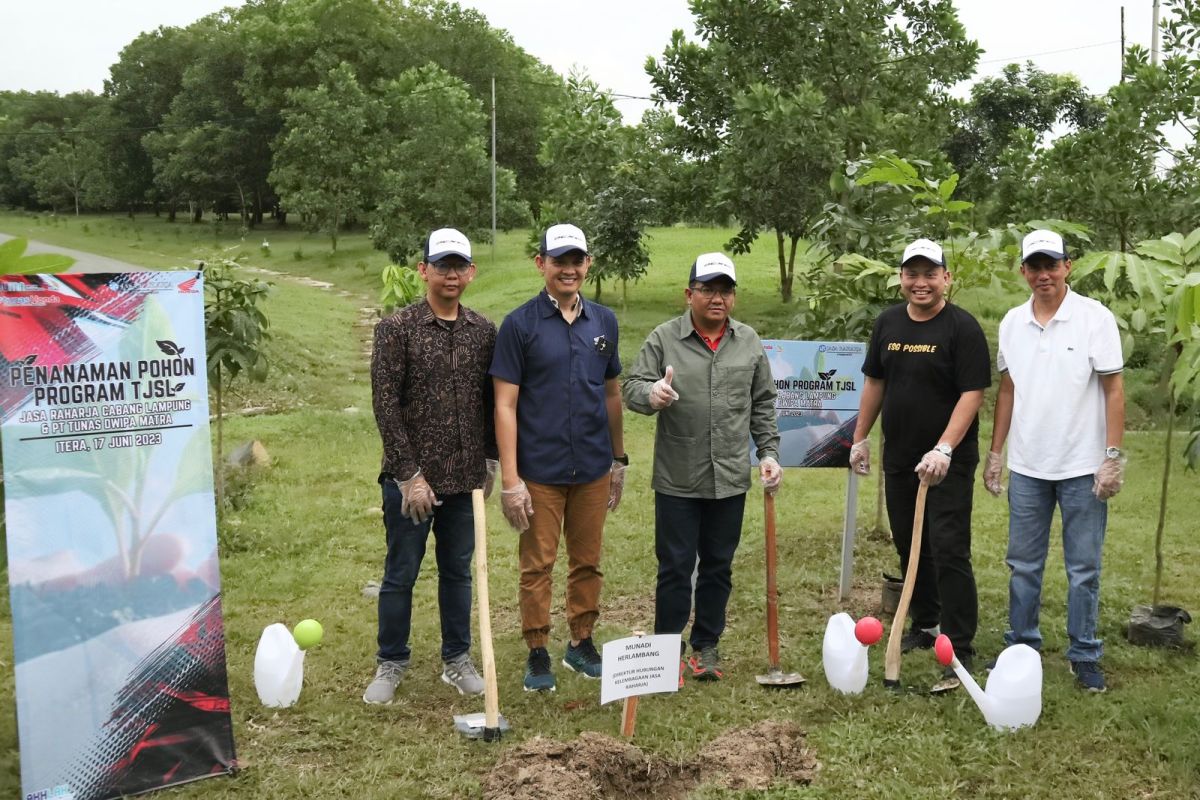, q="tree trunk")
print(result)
[1153,398,1174,606]
[775,228,792,302]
